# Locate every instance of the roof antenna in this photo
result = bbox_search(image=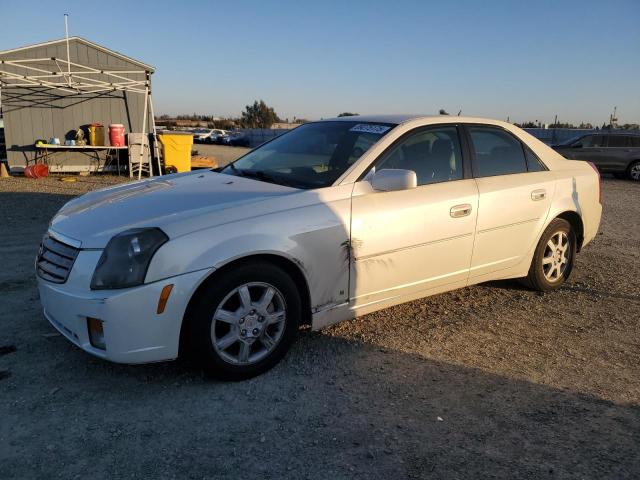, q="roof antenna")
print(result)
[64,14,71,86]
